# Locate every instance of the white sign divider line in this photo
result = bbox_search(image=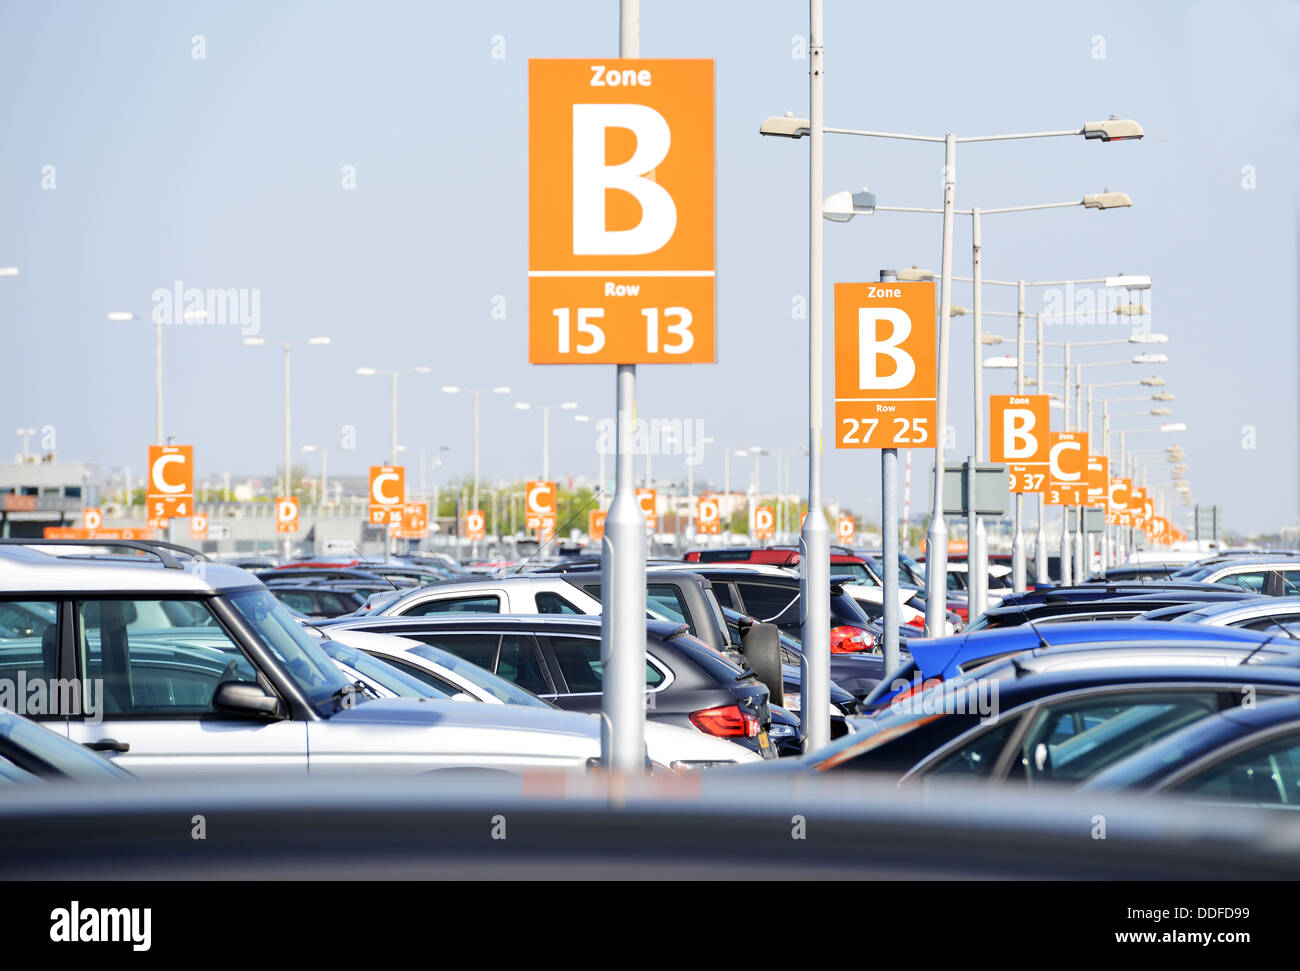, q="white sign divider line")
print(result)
[527,270,715,277]
[835,396,938,403]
